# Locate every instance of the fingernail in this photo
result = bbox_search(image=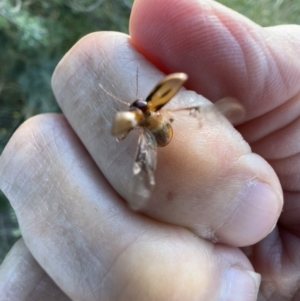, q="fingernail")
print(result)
[220,266,261,301]
[217,179,281,246]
